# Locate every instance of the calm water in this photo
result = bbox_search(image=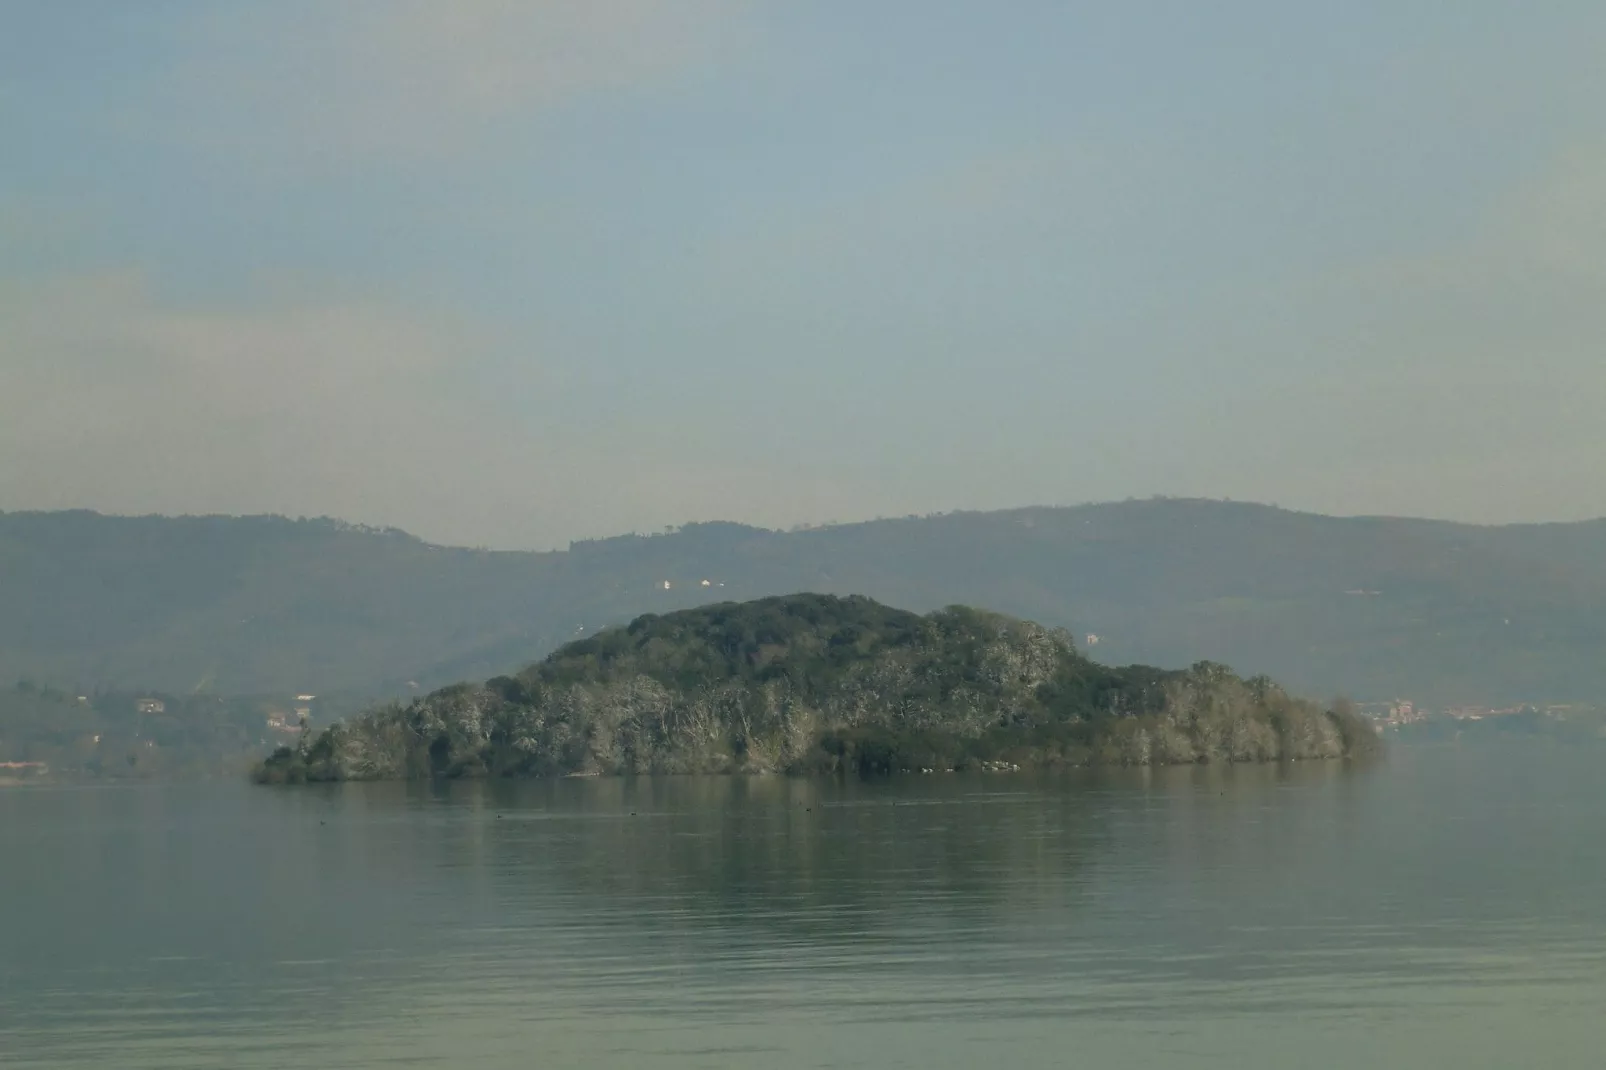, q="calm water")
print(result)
[3,743,1605,1068]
